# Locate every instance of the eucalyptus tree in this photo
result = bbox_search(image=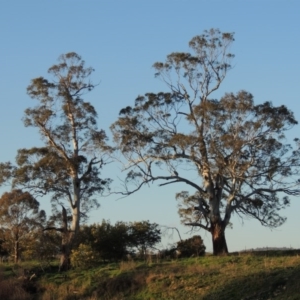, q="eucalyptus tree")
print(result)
[111,29,300,255]
[10,52,111,270]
